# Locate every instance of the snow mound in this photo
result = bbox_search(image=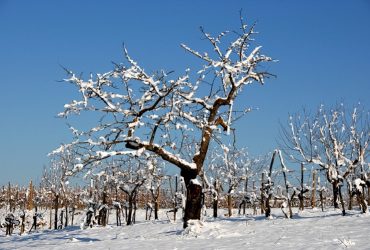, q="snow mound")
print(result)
[68,237,80,243]
[334,238,355,248]
[183,220,204,237]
